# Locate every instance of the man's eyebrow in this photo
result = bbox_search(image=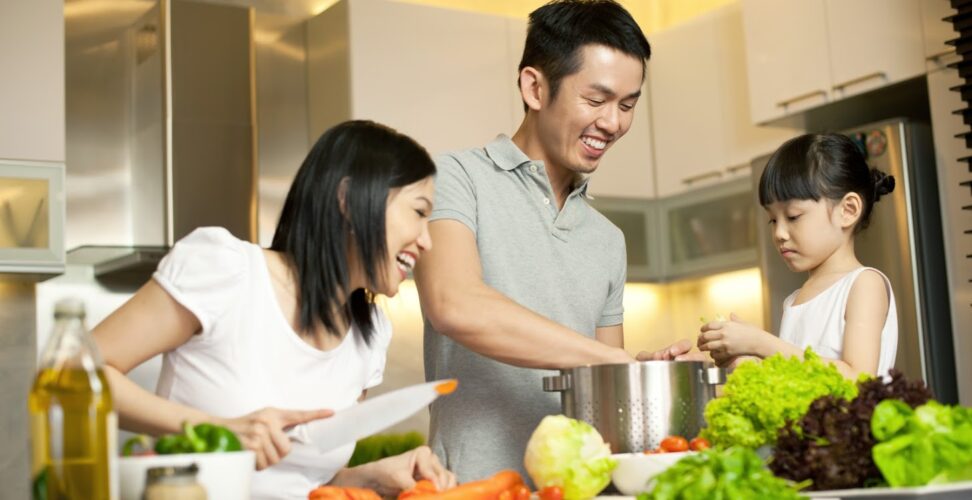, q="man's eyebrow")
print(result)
[588,83,641,99]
